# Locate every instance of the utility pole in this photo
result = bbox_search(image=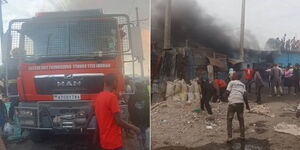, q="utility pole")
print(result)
[135,7,140,27]
[163,0,171,49]
[0,2,7,150]
[135,7,144,77]
[240,0,246,60]
[163,0,176,79]
[0,0,7,38]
